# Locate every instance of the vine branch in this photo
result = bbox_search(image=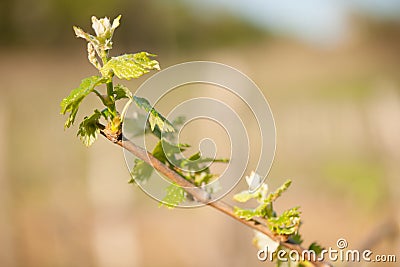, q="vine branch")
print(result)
[64,16,332,267]
[100,129,331,267]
